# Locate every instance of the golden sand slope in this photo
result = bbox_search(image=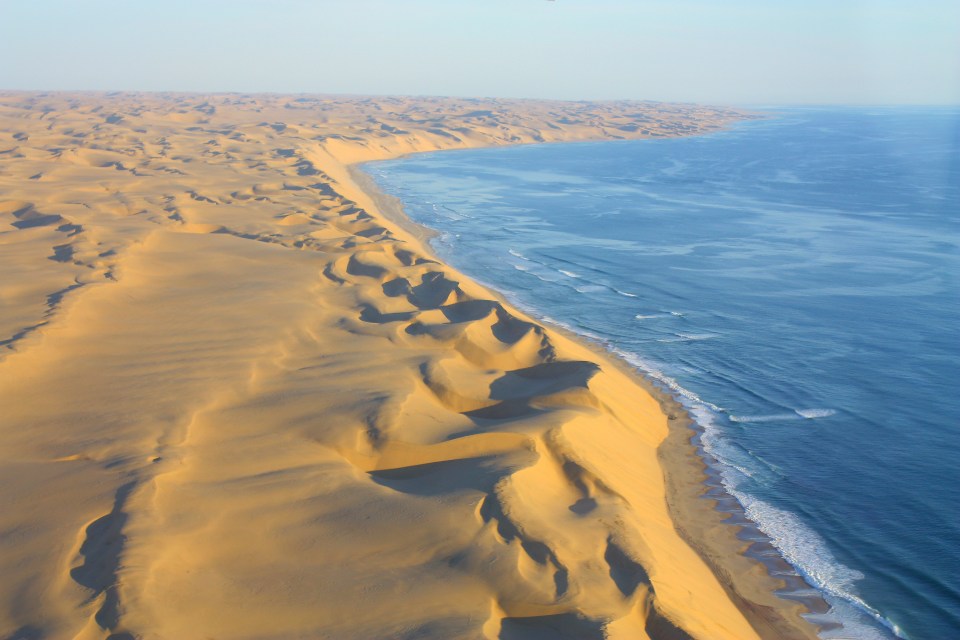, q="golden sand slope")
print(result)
[0,93,813,640]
